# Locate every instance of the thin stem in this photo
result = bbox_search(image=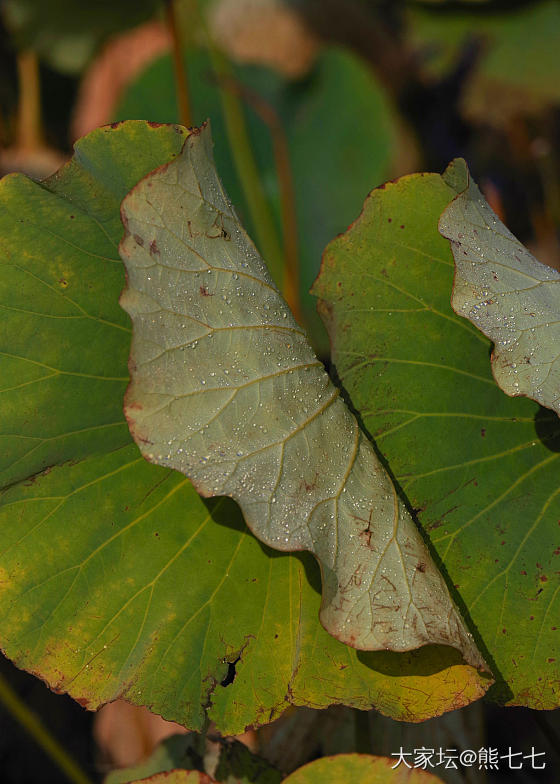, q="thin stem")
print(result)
[0,111,7,148]
[0,669,94,784]
[16,50,44,150]
[164,0,192,128]
[215,75,302,324]
[209,49,285,294]
[354,709,372,754]
[505,116,558,251]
